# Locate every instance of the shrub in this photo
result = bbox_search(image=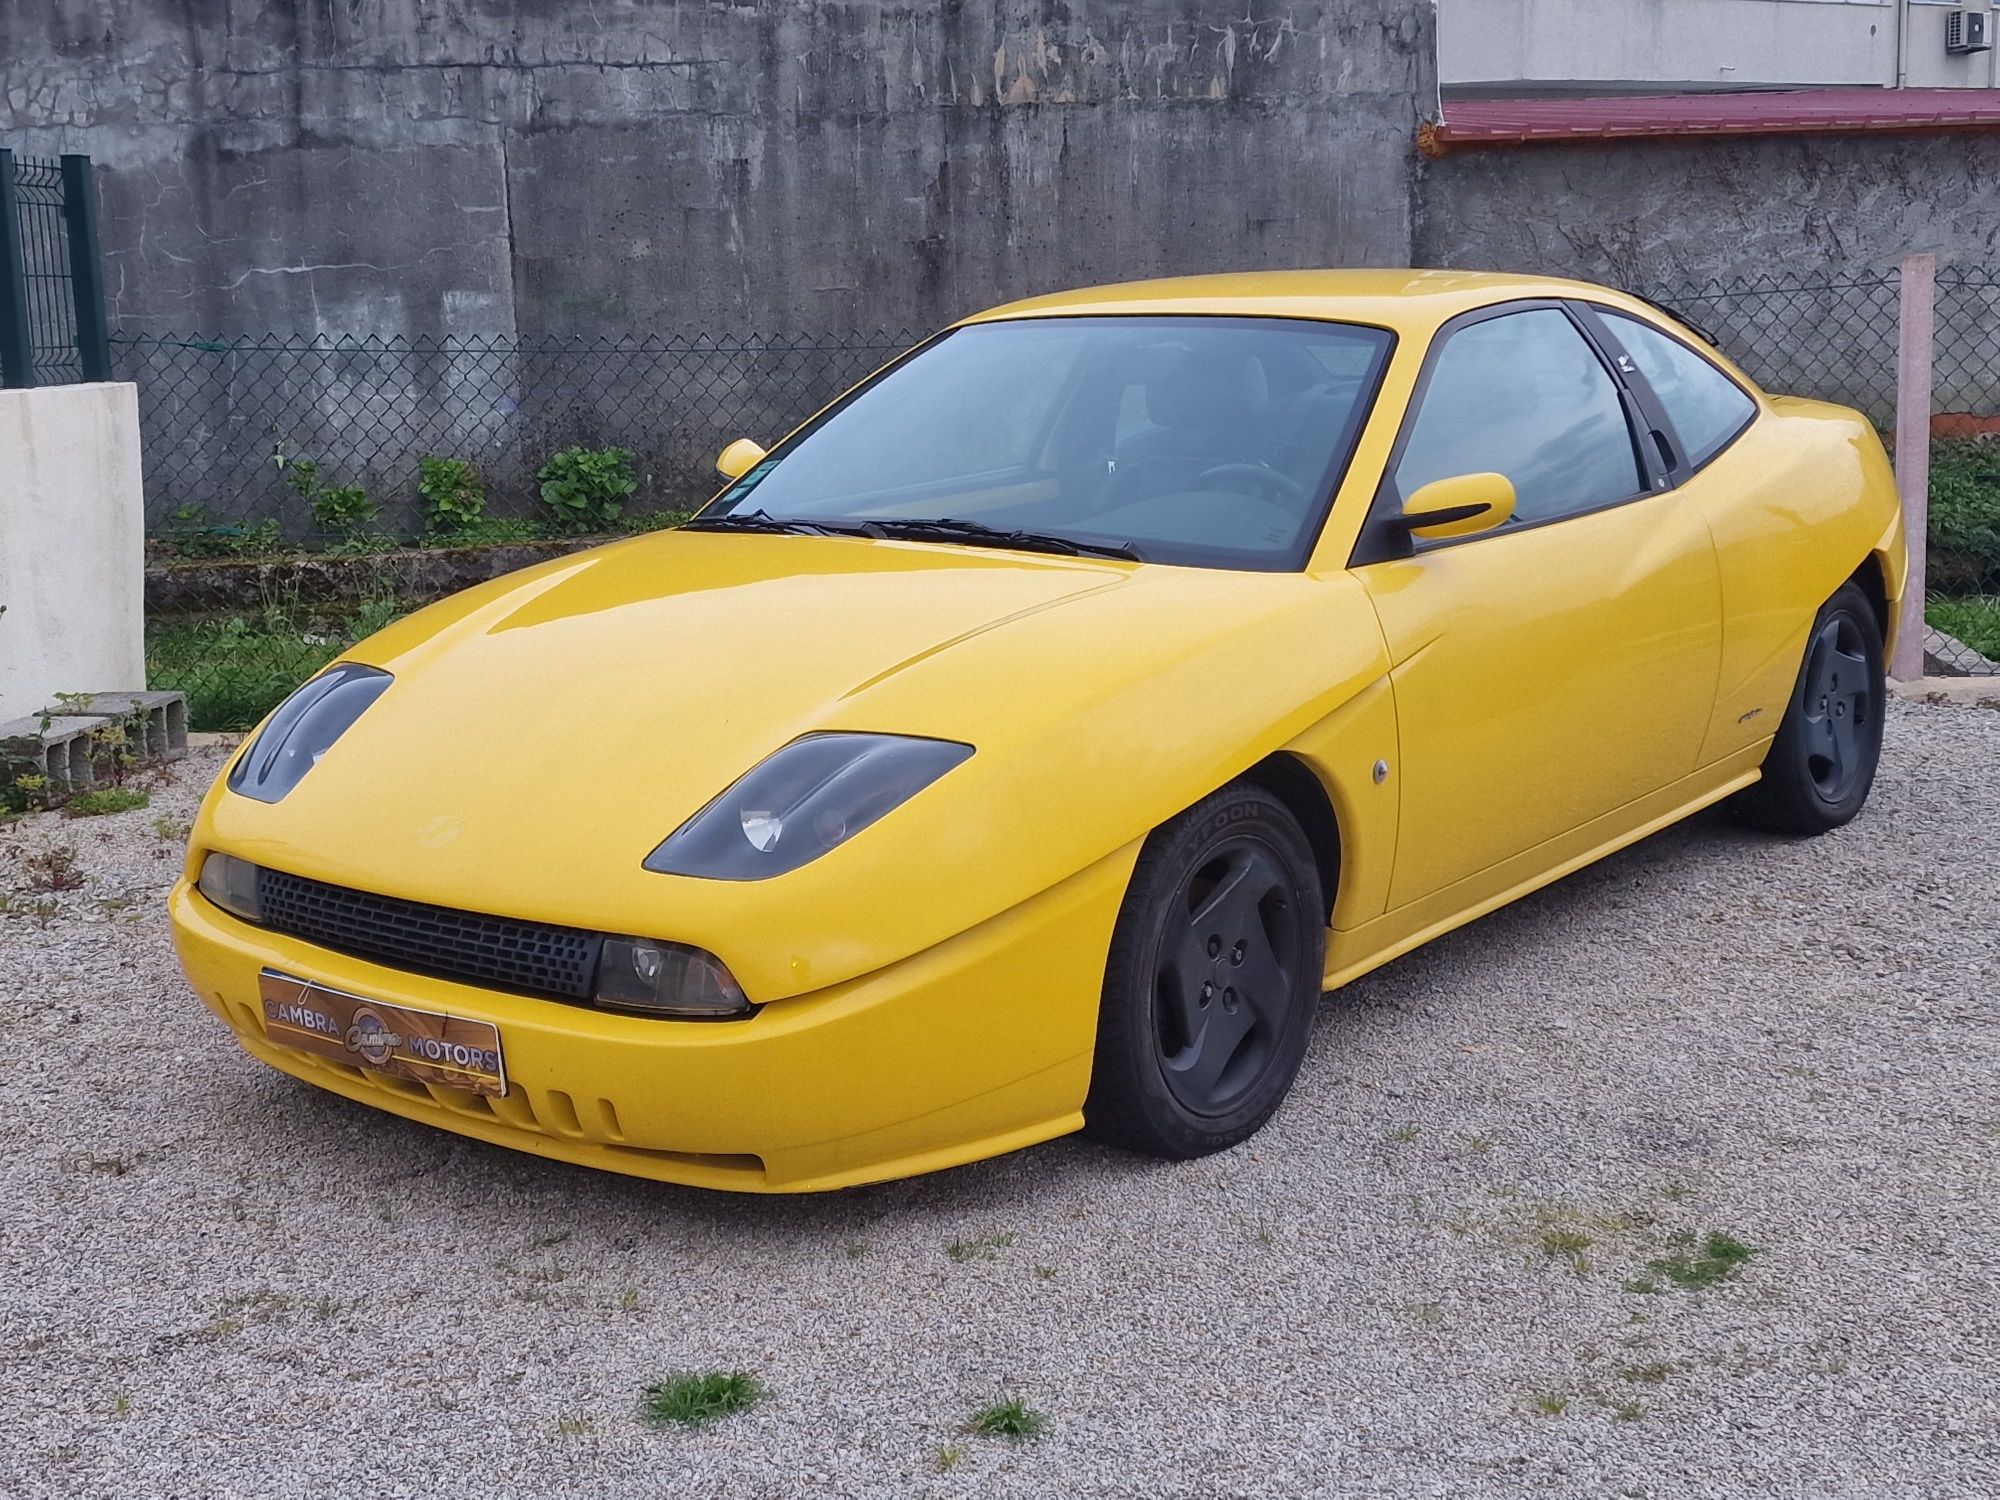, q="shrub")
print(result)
[283,455,379,540]
[417,456,487,535]
[1929,437,2000,592]
[537,445,636,533]
[162,506,285,559]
